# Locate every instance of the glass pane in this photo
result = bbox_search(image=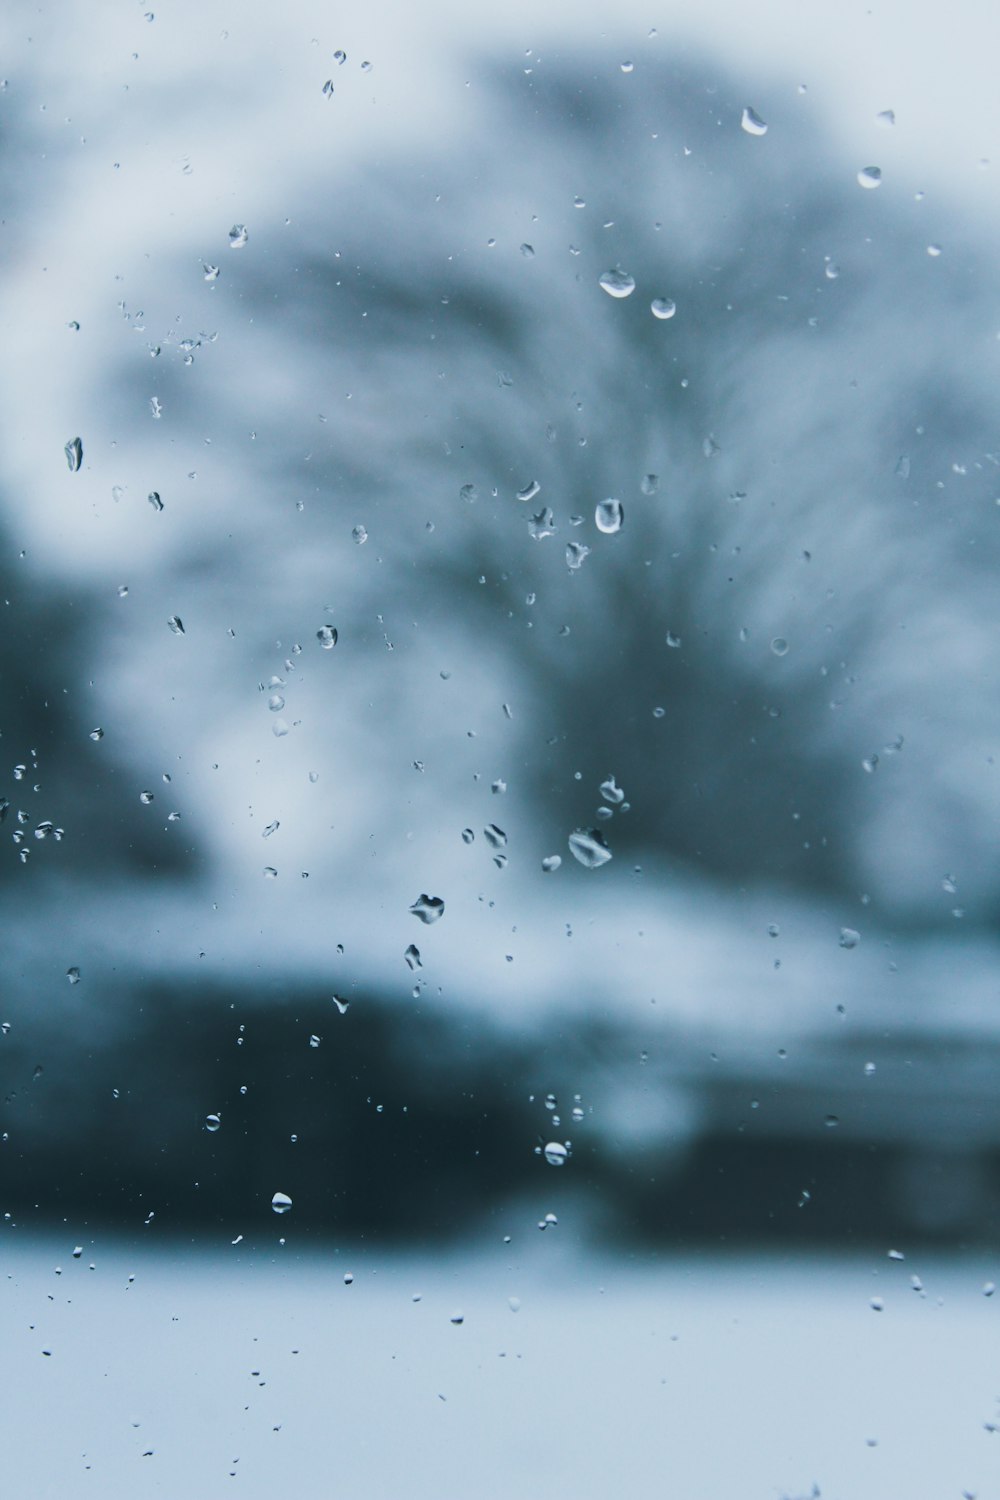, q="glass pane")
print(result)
[3,4,998,1495]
